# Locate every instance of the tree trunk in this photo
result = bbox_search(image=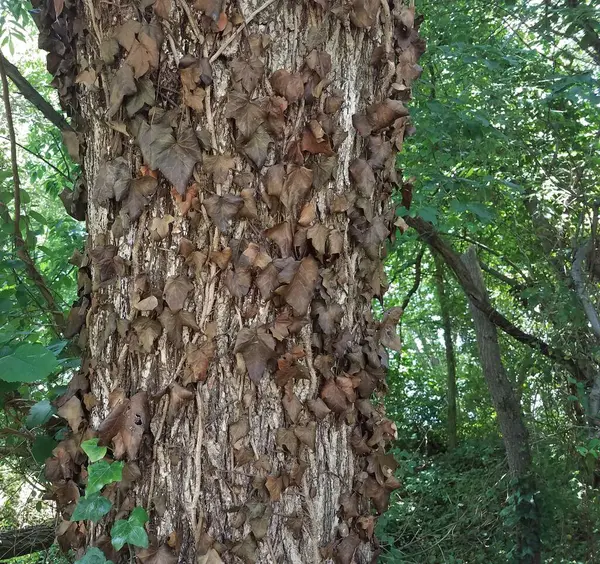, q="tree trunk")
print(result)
[34,0,424,562]
[433,254,457,450]
[462,247,540,564]
[0,524,55,560]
